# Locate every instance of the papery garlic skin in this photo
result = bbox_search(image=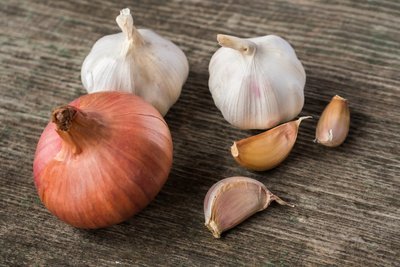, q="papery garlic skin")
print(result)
[209,34,306,129]
[81,8,189,116]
